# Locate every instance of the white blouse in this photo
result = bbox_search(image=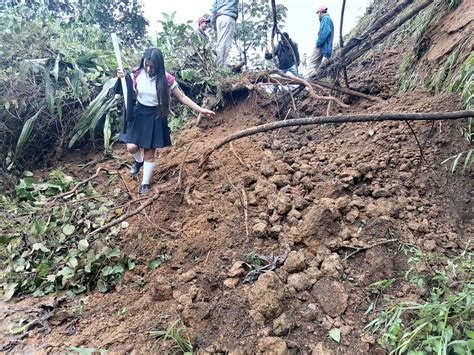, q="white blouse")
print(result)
[135,69,178,107]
